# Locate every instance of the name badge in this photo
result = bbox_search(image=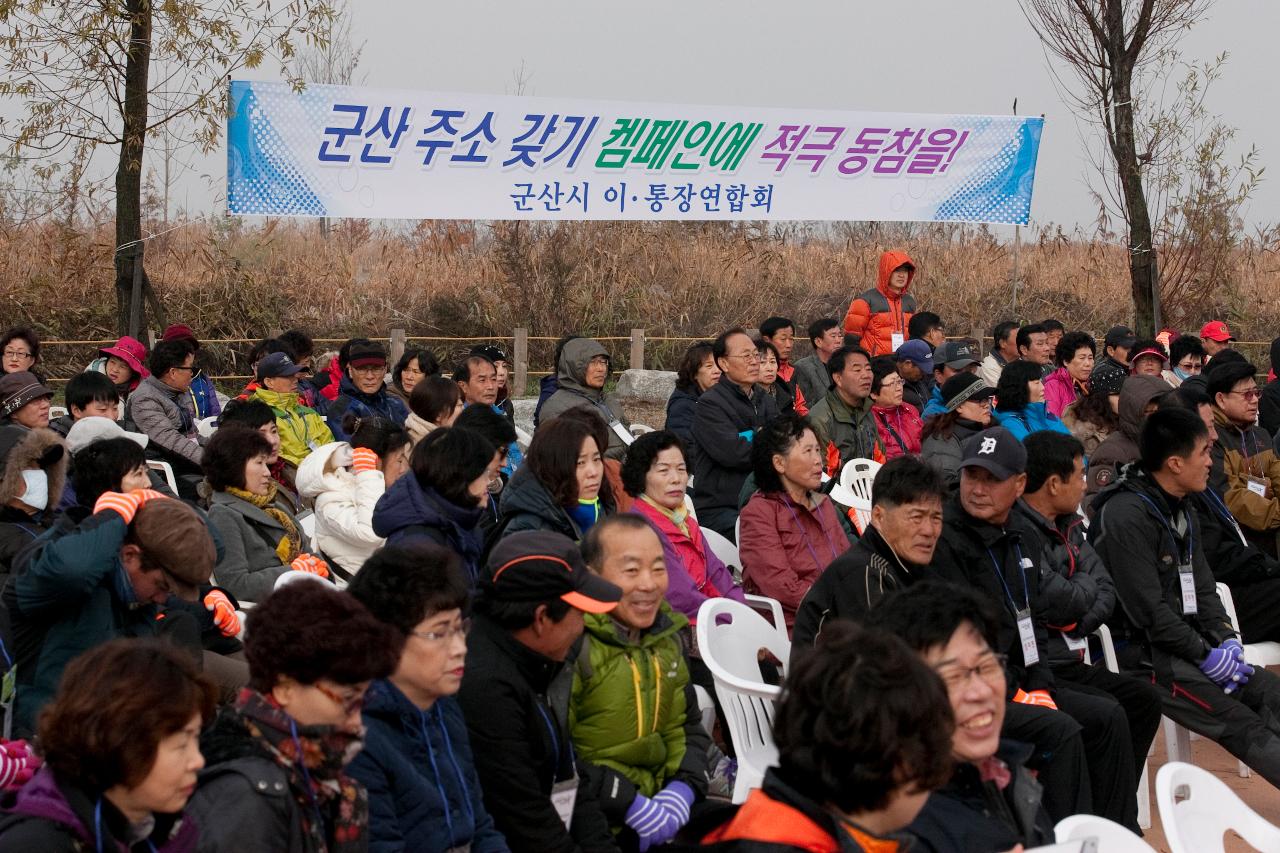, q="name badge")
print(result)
[1179,563,1198,615]
[1020,557,1035,570]
[891,332,905,352]
[1247,476,1269,499]
[609,419,635,446]
[1063,632,1089,653]
[551,776,578,831]
[1017,607,1039,666]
